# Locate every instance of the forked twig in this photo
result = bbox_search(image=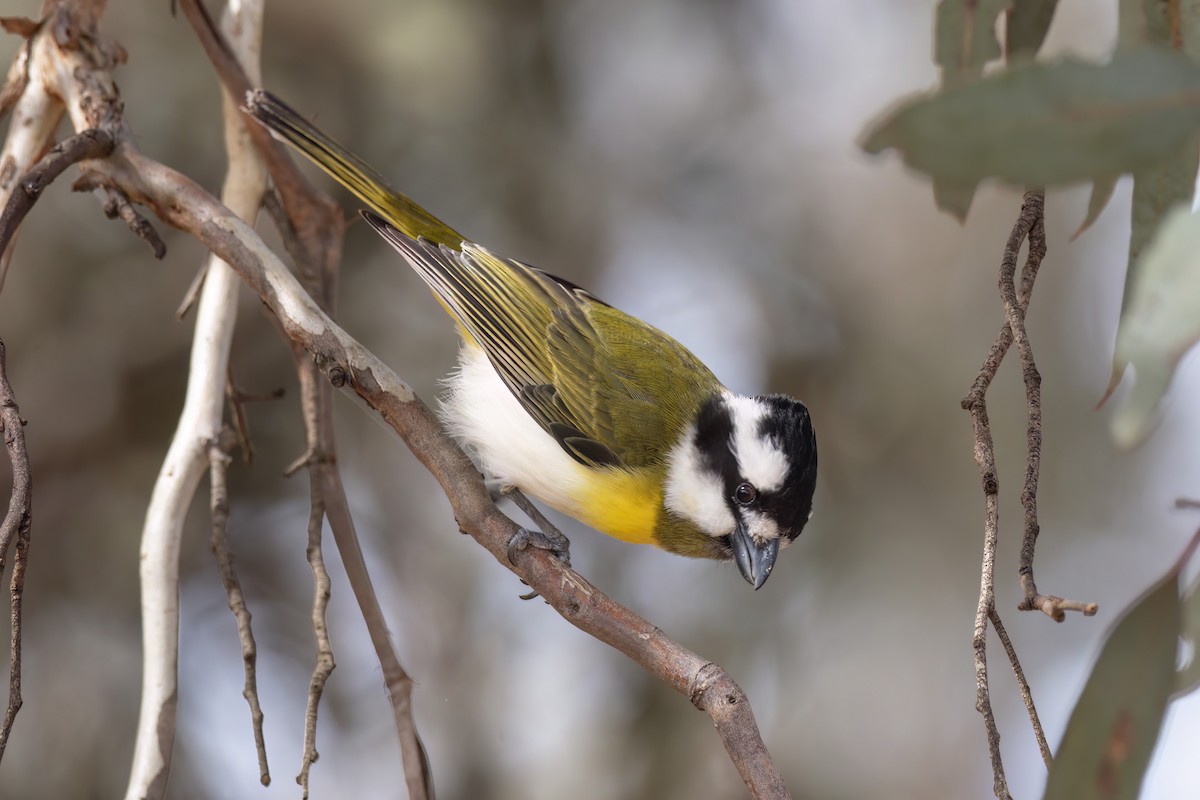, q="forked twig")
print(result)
[208,430,269,785]
[961,190,1073,798]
